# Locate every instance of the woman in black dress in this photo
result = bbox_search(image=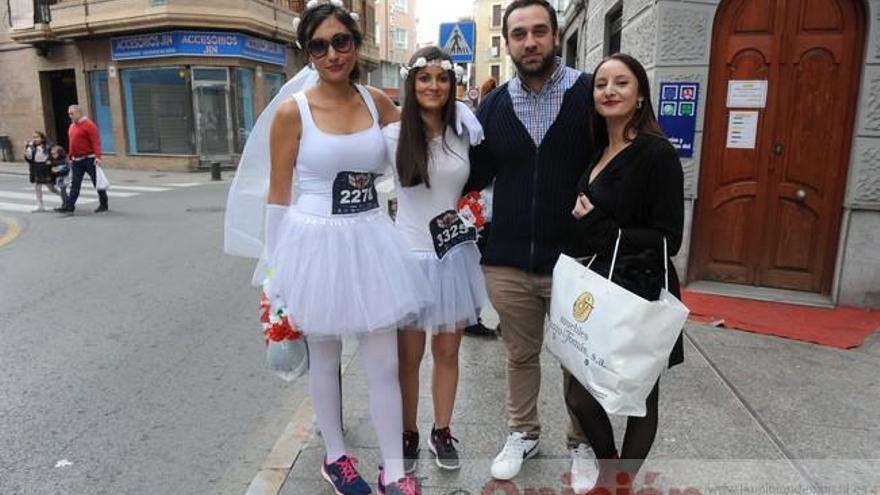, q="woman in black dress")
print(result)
[567,53,684,493]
